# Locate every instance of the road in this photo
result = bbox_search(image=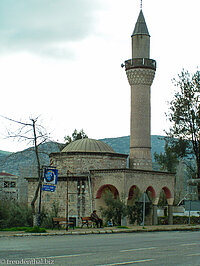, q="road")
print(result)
[0,231,200,265]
